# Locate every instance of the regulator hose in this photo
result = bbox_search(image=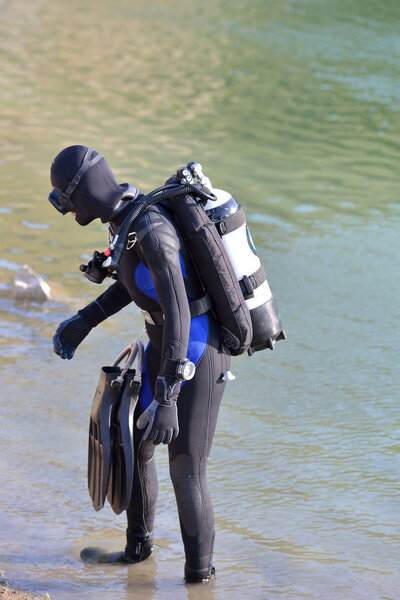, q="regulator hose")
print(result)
[106,182,216,273]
